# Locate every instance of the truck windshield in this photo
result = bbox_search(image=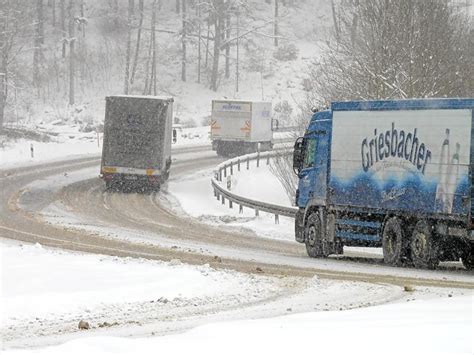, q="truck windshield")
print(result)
[303,138,317,169]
